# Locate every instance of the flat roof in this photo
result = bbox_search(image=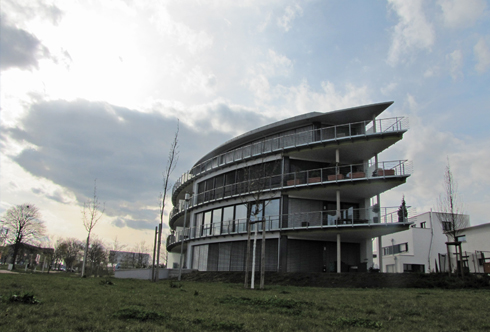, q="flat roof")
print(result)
[194,101,394,166]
